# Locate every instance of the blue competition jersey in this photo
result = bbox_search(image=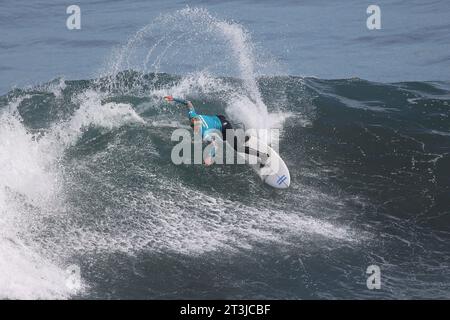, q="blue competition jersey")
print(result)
[188,108,222,140]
